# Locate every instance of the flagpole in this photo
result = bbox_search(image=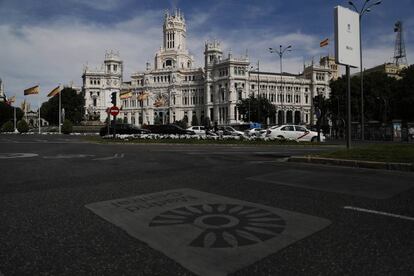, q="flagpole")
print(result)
[25,96,28,123]
[14,105,17,132]
[38,85,41,134]
[59,84,61,134]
